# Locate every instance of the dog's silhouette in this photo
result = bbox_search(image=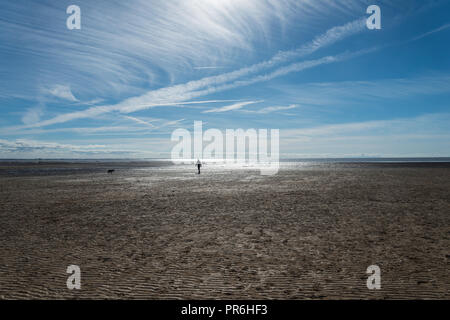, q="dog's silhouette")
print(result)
[107,169,115,174]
